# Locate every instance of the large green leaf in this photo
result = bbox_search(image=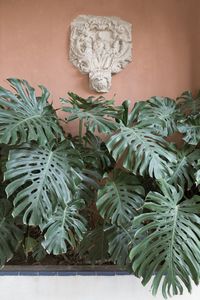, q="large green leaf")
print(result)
[83,131,114,172]
[75,169,100,204]
[177,114,200,145]
[106,124,176,179]
[138,97,182,136]
[0,199,23,266]
[167,146,200,189]
[31,237,47,262]
[0,78,63,145]
[96,170,145,225]
[5,141,83,225]
[119,100,146,127]
[41,201,86,255]
[195,159,200,185]
[61,92,122,134]
[23,236,47,262]
[24,236,38,257]
[79,223,110,263]
[108,224,135,266]
[177,90,200,116]
[130,181,200,298]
